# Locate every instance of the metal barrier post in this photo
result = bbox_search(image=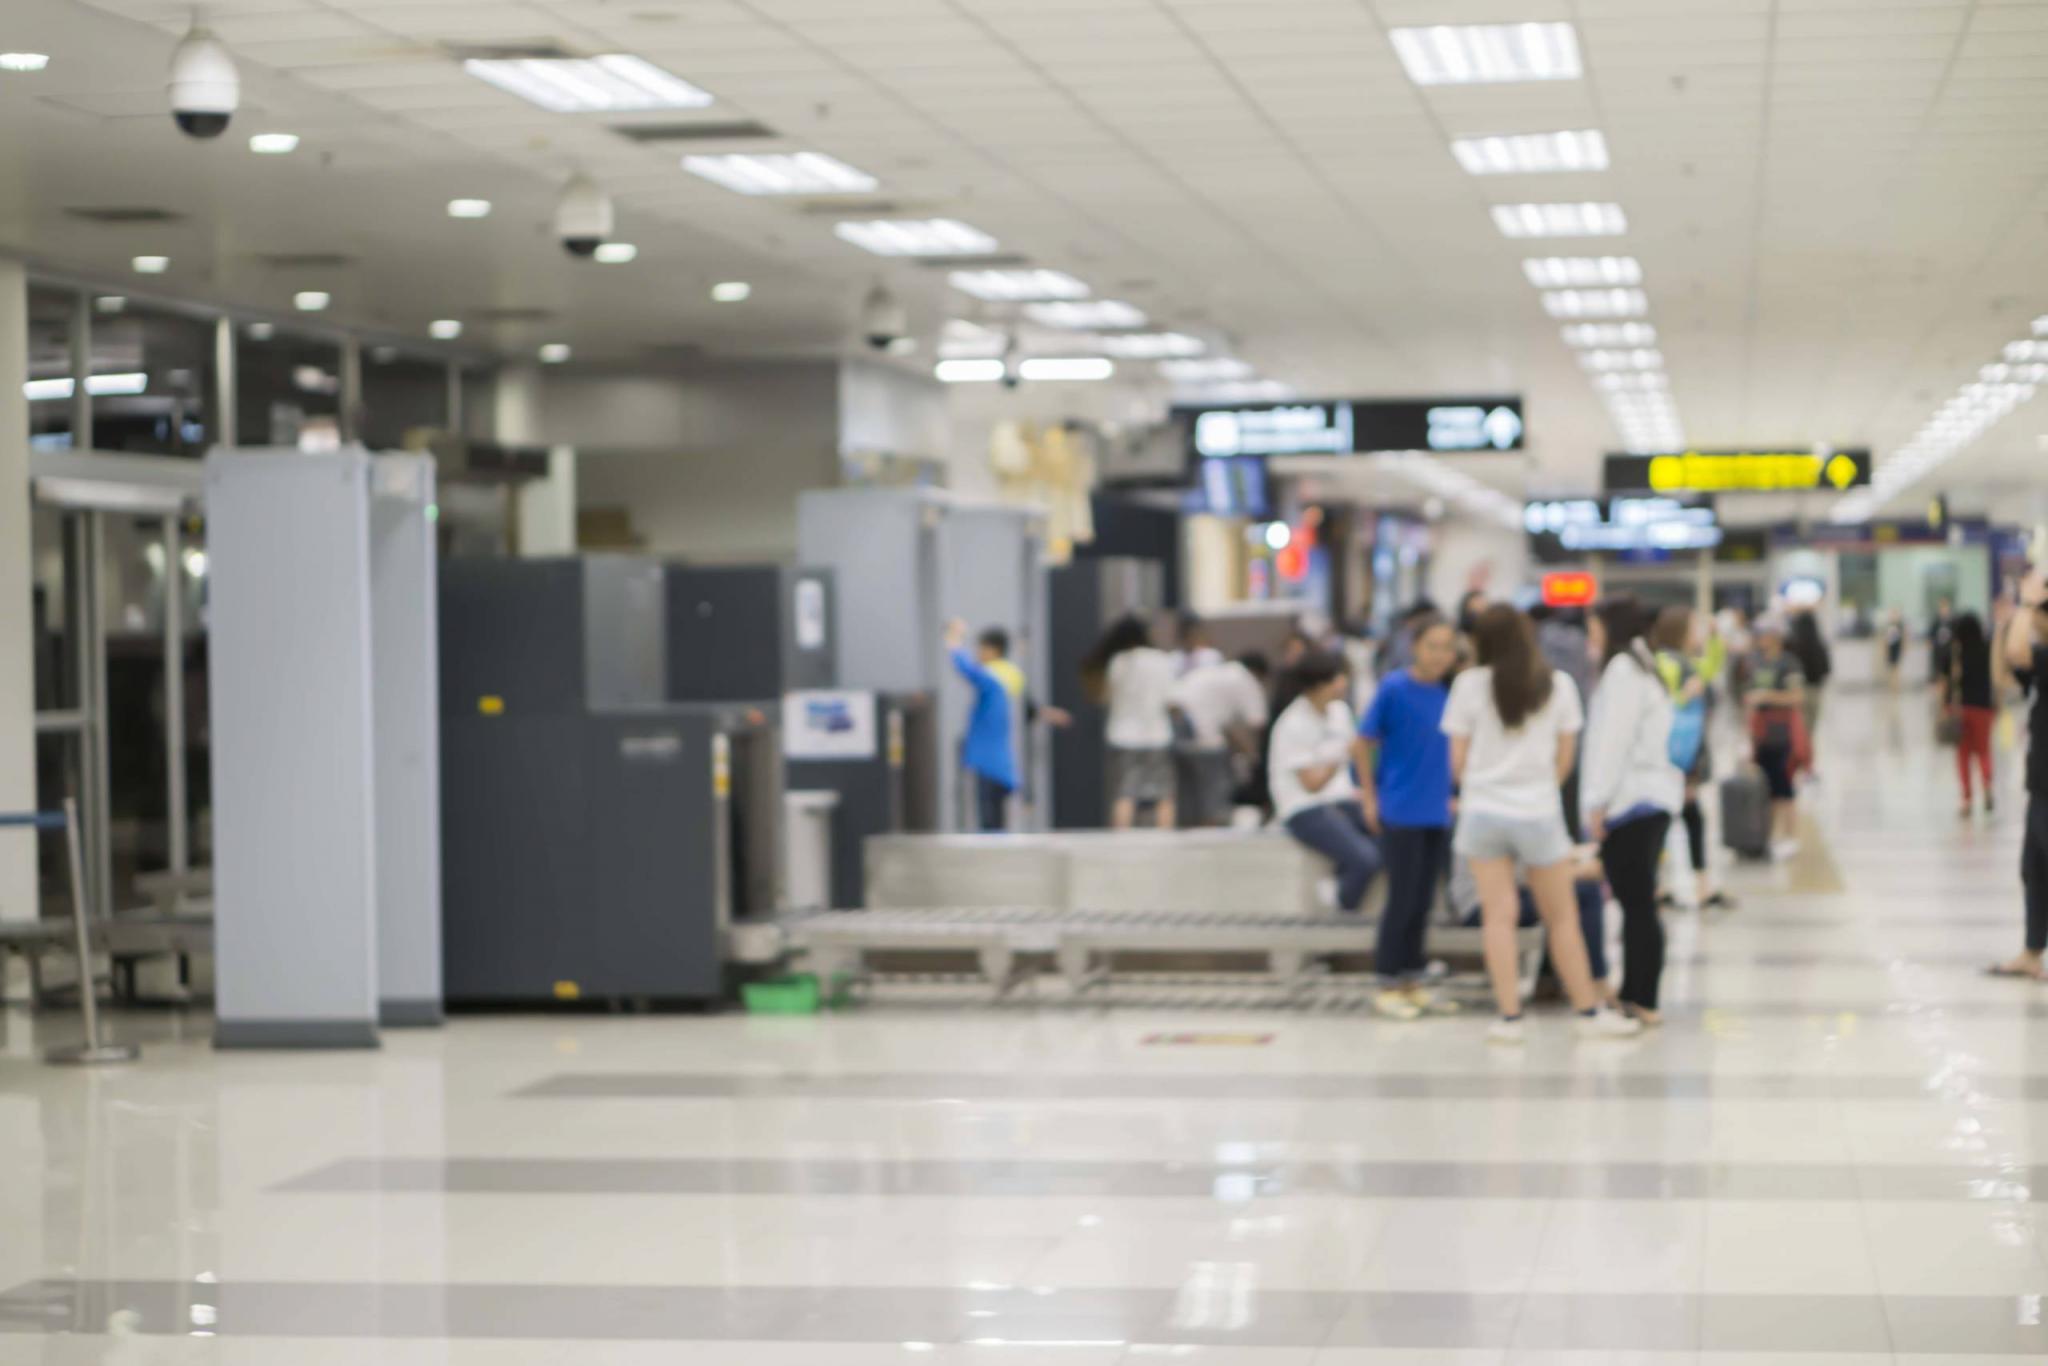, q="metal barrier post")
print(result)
[45,798,137,1065]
